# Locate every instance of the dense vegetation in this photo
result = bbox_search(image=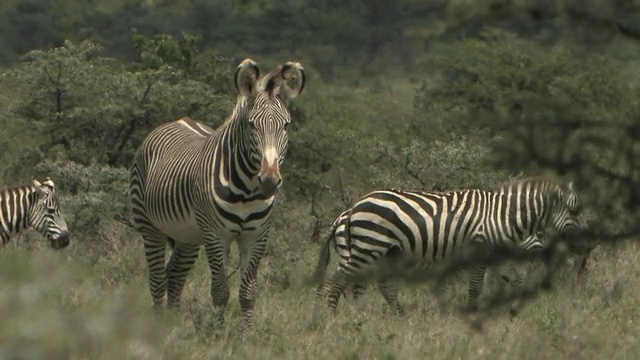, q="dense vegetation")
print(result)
[1,0,639,358]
